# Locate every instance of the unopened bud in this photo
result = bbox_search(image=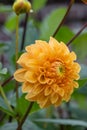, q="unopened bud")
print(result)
[13,0,31,15]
